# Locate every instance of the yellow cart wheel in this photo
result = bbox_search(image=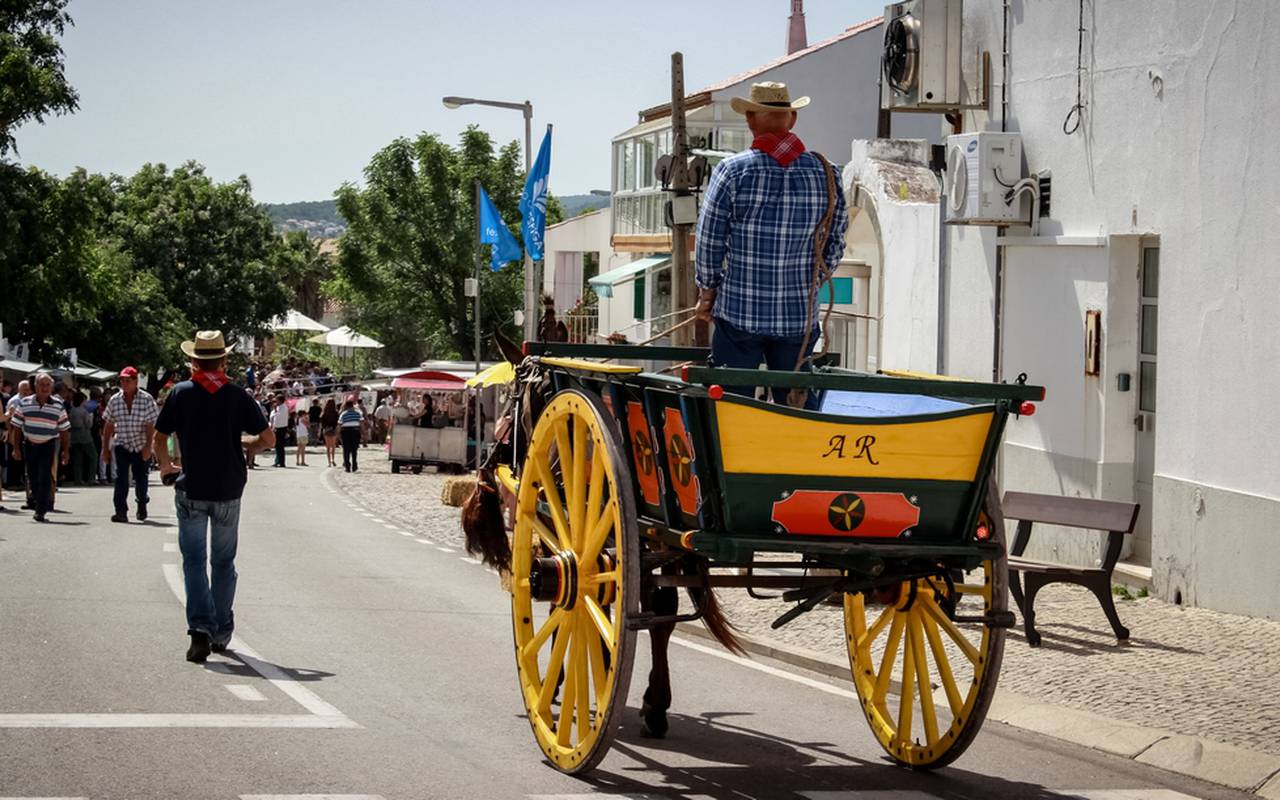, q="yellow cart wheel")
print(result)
[510,389,638,774]
[843,480,1008,769]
